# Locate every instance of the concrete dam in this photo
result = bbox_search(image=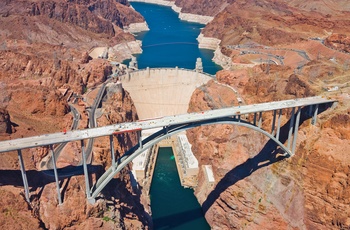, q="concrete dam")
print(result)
[119,67,213,119]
